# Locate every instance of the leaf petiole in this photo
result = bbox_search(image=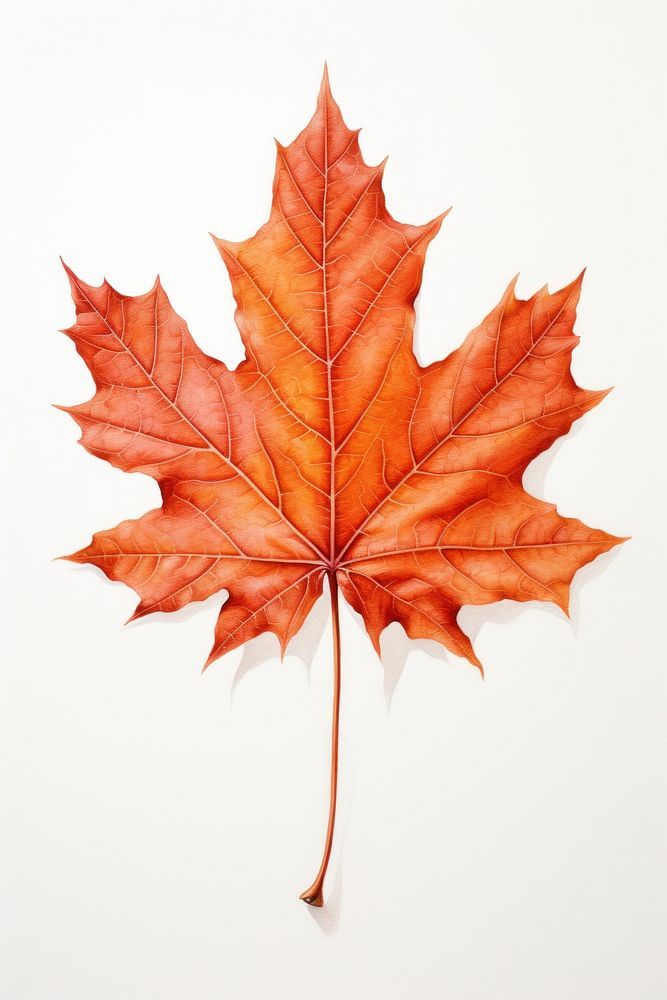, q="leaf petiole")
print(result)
[299,570,341,907]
